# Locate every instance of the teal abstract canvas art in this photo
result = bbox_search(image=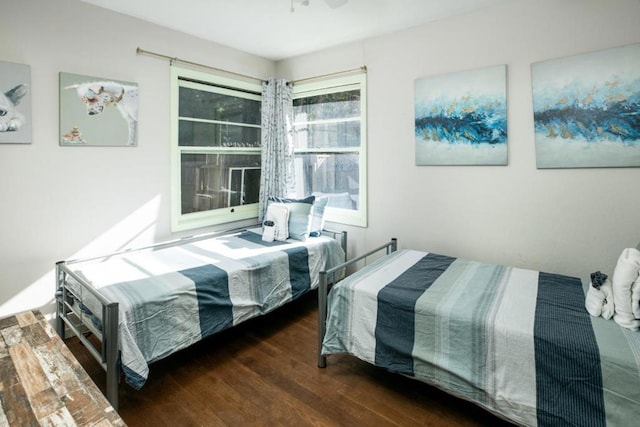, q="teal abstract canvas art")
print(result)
[414,65,508,166]
[532,44,640,168]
